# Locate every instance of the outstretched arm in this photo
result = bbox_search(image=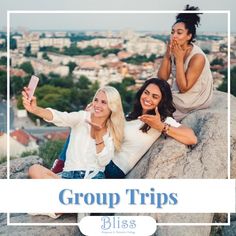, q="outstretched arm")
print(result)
[139,109,197,145]
[22,87,53,121]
